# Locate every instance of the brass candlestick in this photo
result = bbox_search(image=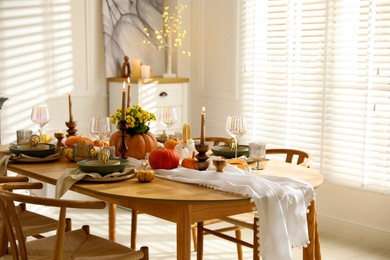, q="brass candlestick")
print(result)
[195,143,210,171]
[119,119,128,159]
[65,121,77,137]
[54,132,65,147]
